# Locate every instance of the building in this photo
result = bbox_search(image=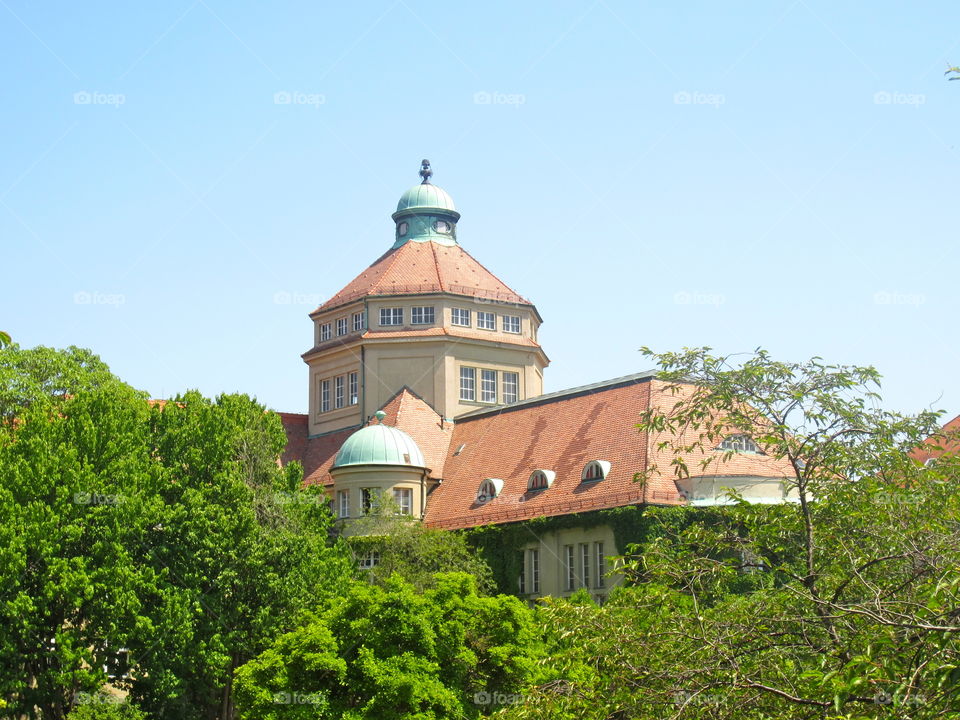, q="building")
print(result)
[280,161,797,600]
